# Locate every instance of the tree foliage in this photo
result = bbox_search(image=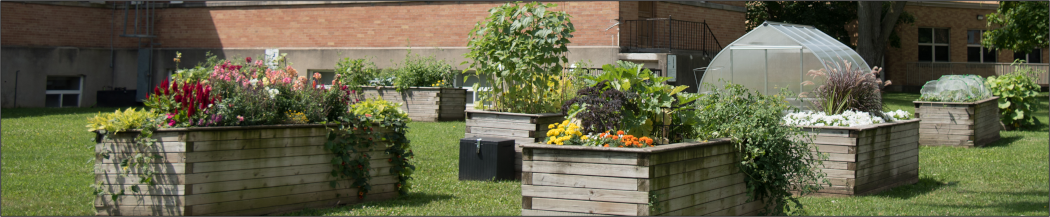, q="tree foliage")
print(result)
[981,1,1050,53]
[746,1,858,47]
